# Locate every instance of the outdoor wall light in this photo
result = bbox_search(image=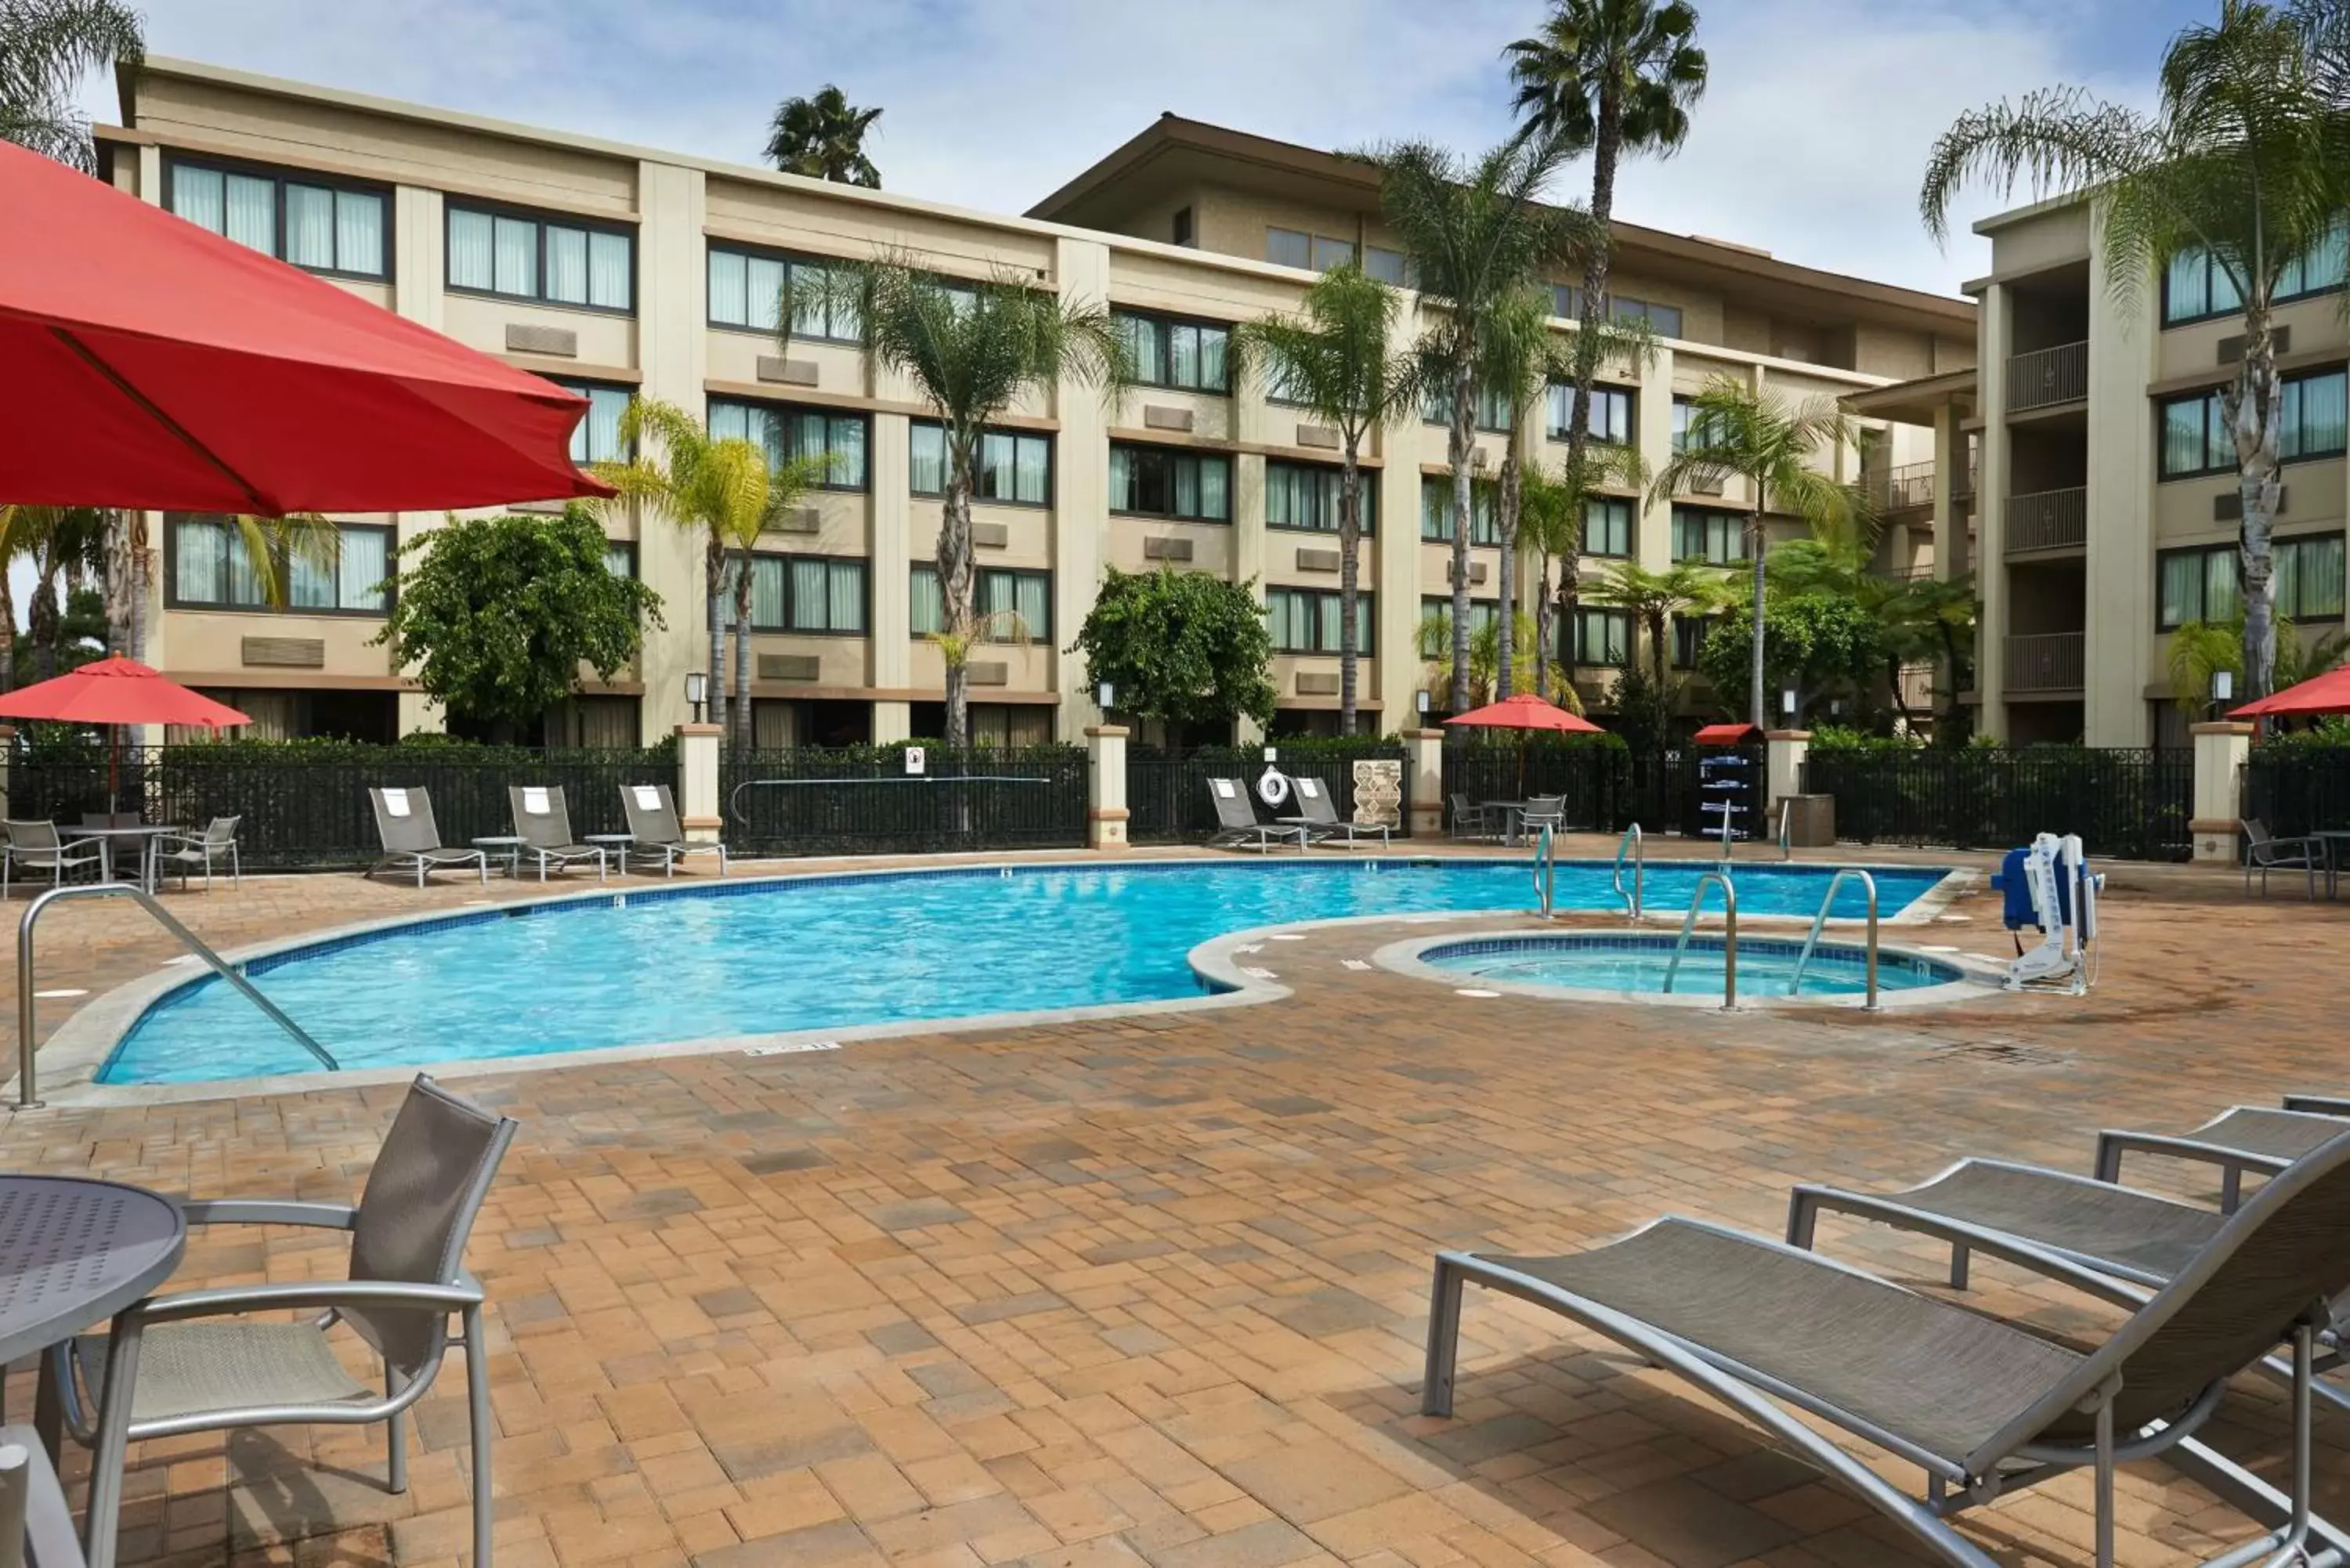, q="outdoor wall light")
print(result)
[1097,681,1115,711]
[1780,687,1797,718]
[2212,670,2234,703]
[685,670,708,724]
[1415,689,1432,715]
